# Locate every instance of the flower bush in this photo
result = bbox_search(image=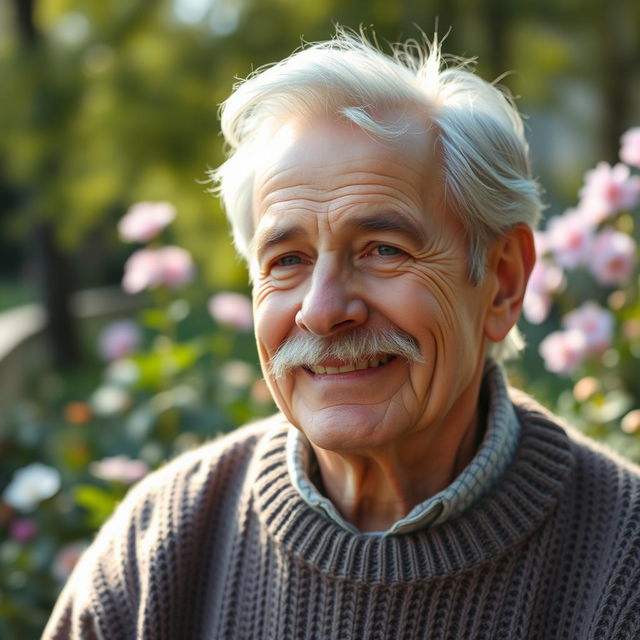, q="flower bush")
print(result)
[523,127,640,457]
[0,202,273,638]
